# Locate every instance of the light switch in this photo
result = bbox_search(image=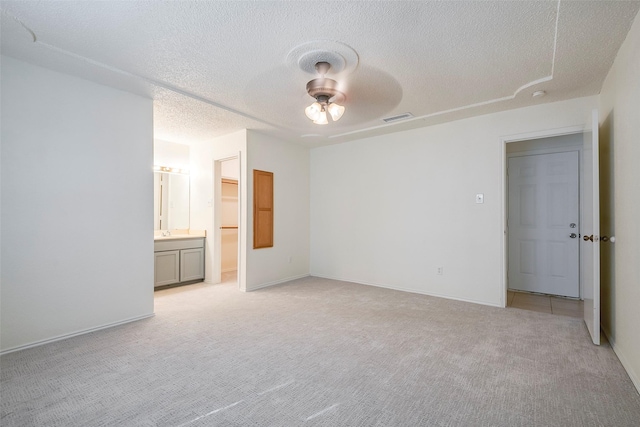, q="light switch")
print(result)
[476,193,484,204]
